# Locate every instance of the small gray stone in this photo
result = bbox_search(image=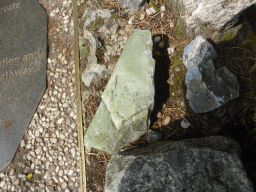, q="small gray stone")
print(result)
[180,118,191,128]
[145,129,162,143]
[118,0,145,14]
[154,36,161,43]
[158,41,165,48]
[82,63,108,87]
[61,182,68,189]
[83,9,115,29]
[183,36,239,113]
